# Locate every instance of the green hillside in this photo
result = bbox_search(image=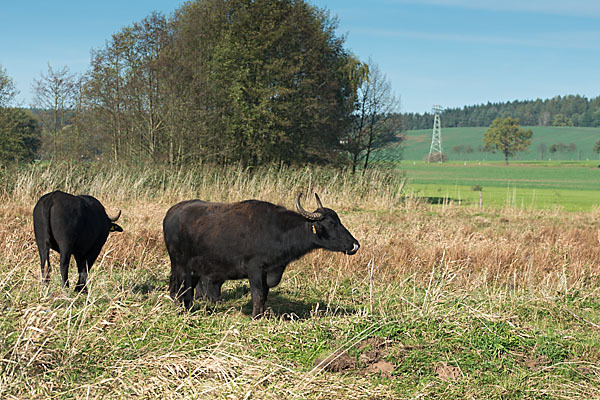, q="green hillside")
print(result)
[398,161,600,211]
[396,126,600,161]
